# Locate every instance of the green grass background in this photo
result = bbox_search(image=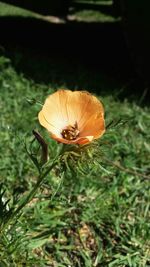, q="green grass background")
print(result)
[0,1,150,266]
